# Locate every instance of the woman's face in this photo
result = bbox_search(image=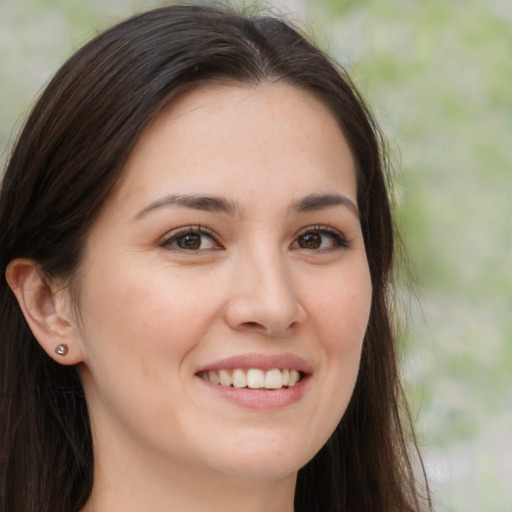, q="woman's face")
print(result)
[74,83,372,483]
